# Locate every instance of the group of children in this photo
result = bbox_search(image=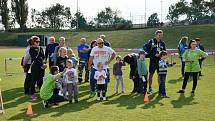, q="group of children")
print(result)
[122,50,174,98]
[40,47,79,107]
